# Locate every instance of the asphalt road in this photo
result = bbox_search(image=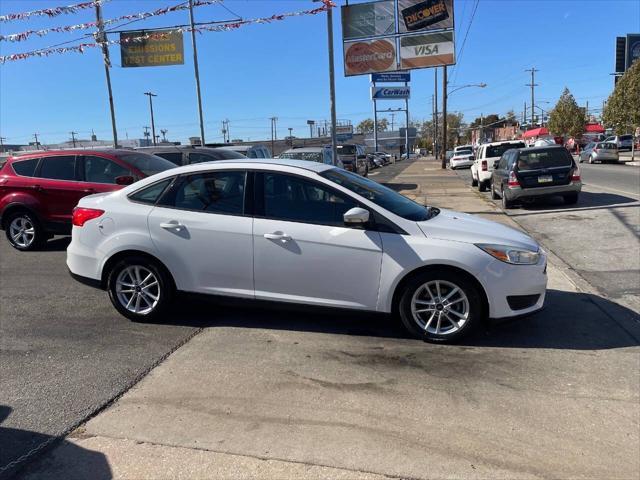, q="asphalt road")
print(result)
[454,162,640,312]
[0,239,199,476]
